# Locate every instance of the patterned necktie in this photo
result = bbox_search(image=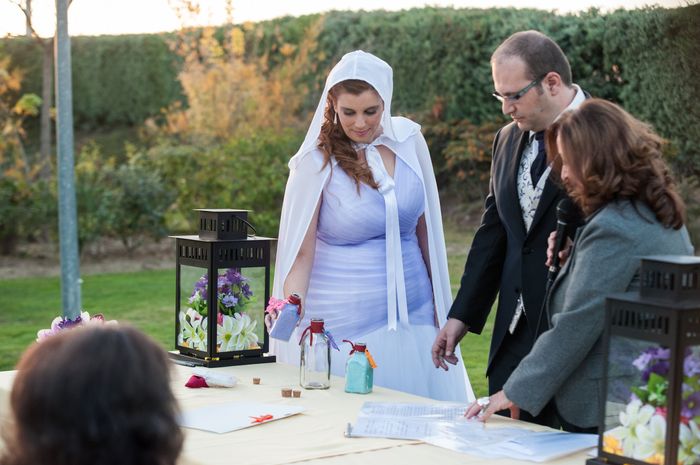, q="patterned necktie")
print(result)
[530,130,547,185]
